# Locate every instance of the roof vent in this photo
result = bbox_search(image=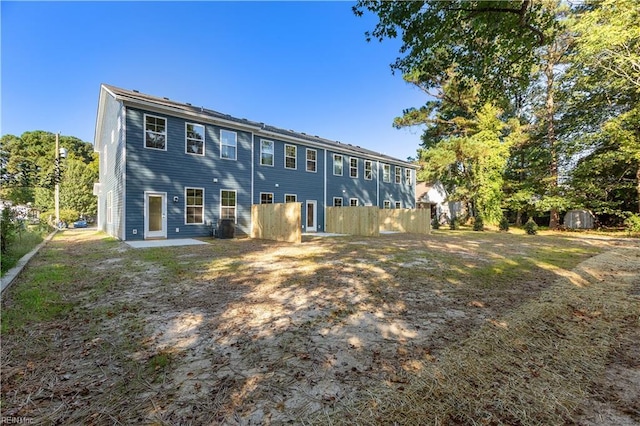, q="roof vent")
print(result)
[315,135,319,138]
[301,132,306,135]
[132,89,139,93]
[163,97,169,100]
[186,103,192,106]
